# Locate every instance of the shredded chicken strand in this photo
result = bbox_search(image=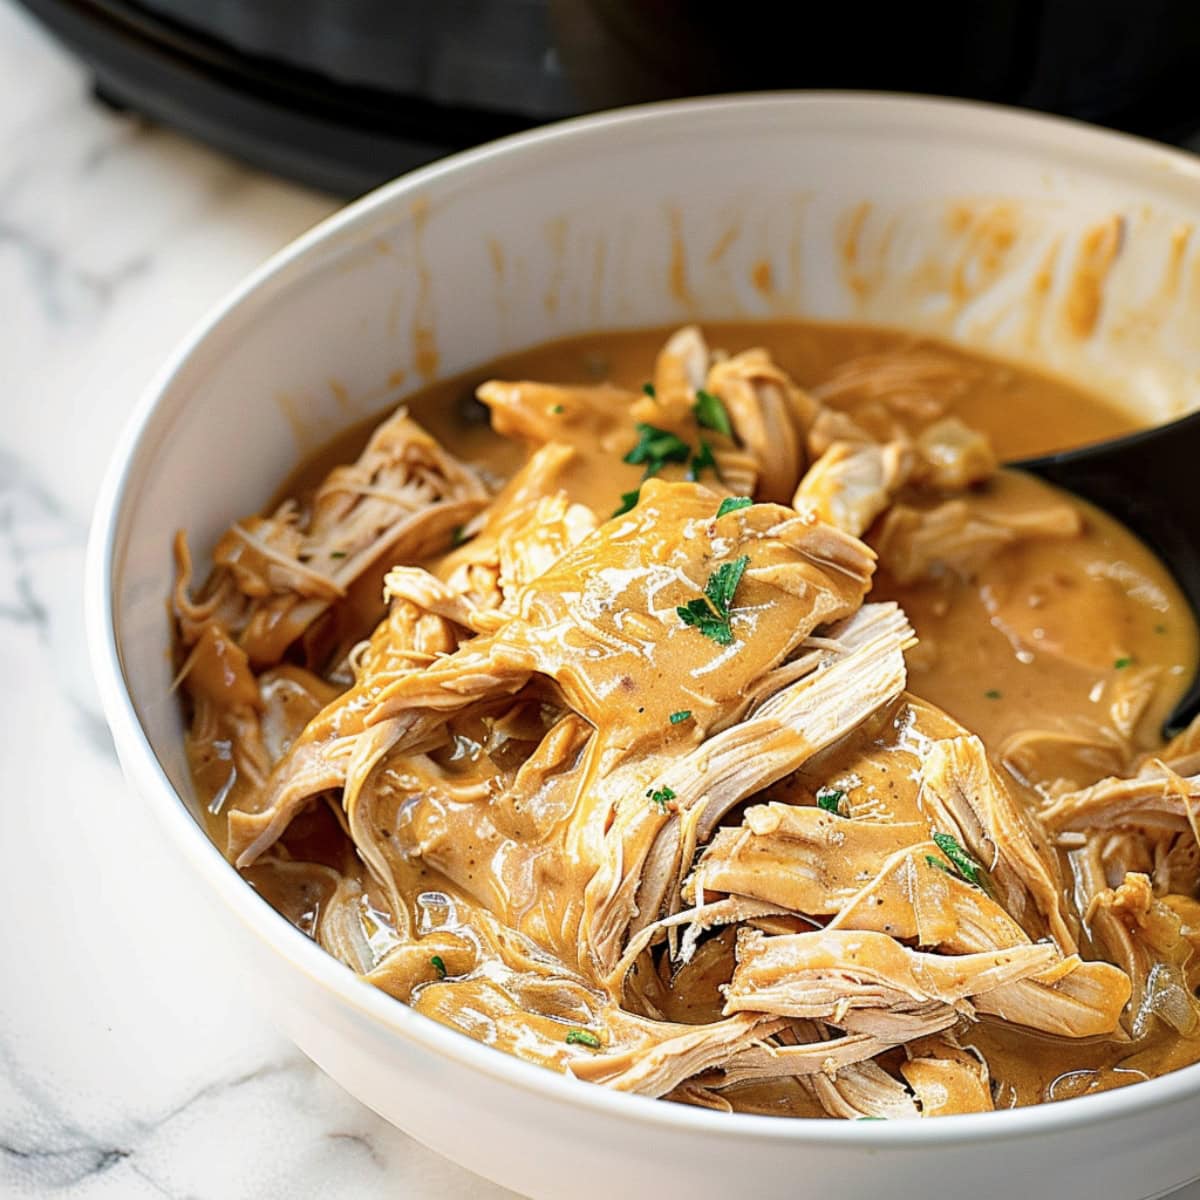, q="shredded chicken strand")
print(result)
[173,325,1199,1120]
